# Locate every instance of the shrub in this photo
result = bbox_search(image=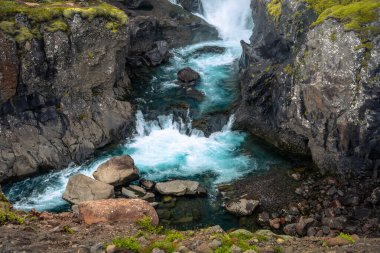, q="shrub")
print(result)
[137,216,163,234]
[338,232,356,243]
[112,237,140,252]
